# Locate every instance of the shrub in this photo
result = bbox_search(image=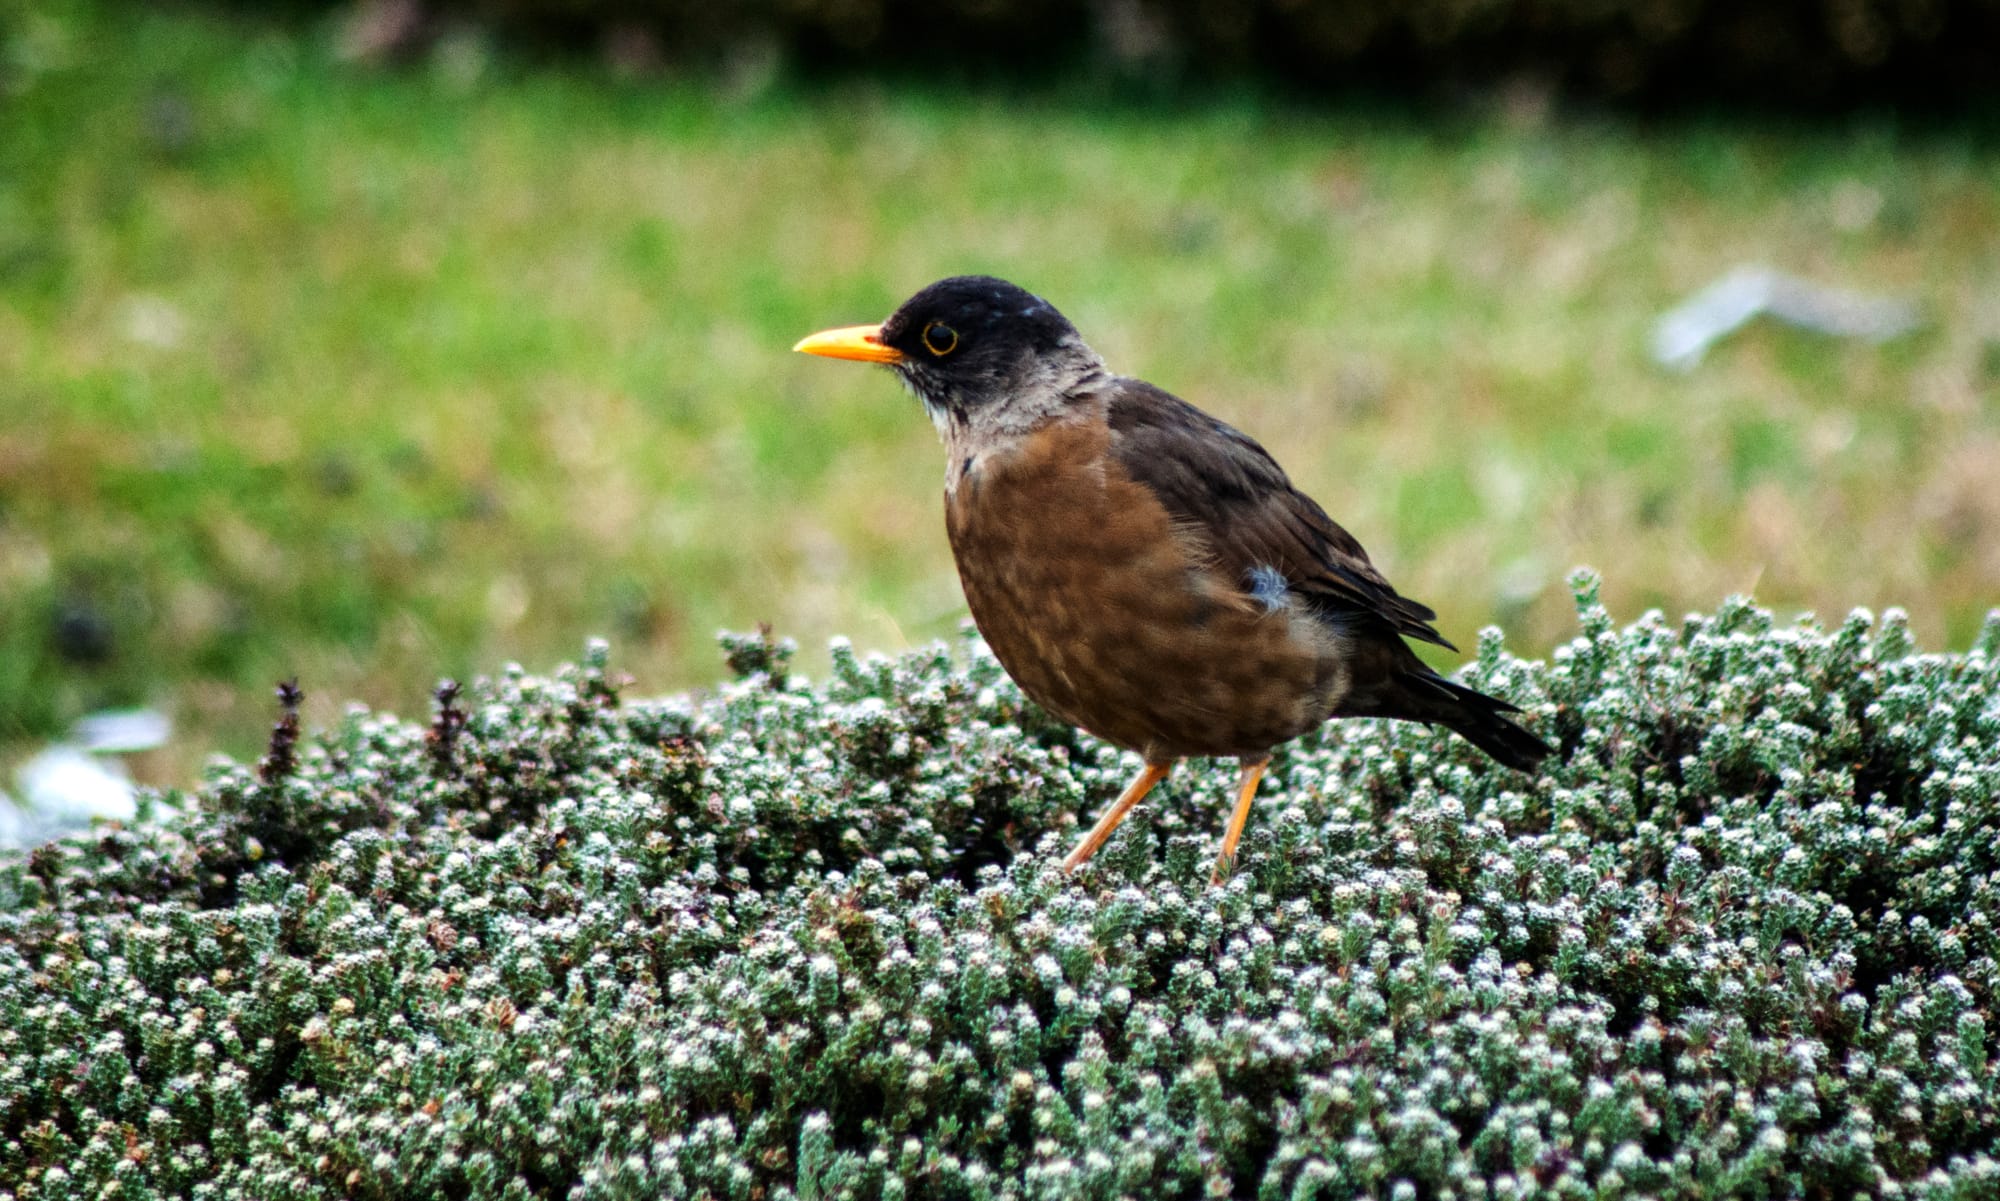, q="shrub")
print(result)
[4,572,1998,1198]
[324,0,2000,106]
